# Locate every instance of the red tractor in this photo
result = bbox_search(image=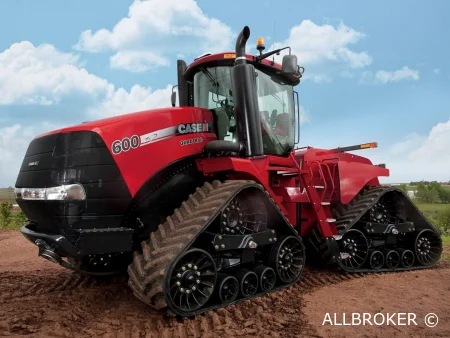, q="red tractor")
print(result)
[15,26,442,316]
